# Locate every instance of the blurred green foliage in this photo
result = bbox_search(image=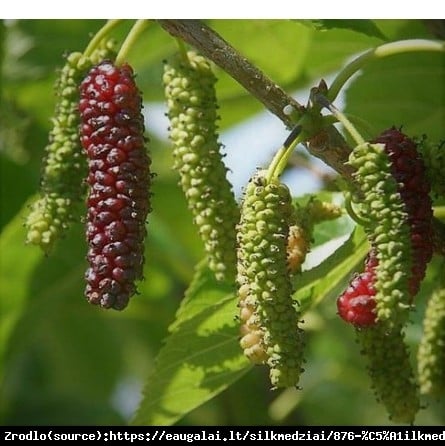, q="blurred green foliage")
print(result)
[0,19,444,426]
